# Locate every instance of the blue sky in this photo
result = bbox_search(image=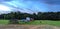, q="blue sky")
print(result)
[0,0,60,14]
